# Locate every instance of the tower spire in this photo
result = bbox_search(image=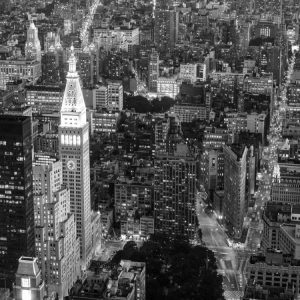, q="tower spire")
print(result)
[68,43,77,74]
[60,44,86,127]
[29,18,35,28]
